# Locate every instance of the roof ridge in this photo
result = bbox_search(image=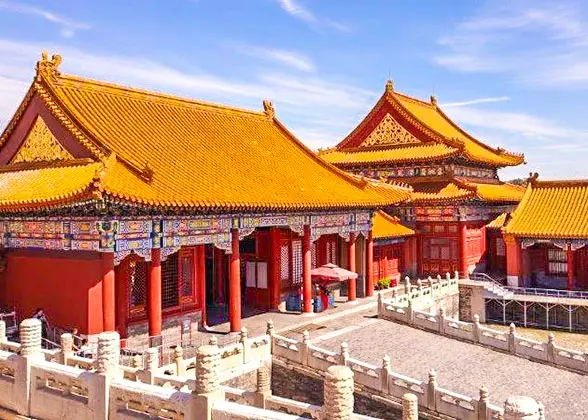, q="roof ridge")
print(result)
[390,89,435,107]
[532,178,588,187]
